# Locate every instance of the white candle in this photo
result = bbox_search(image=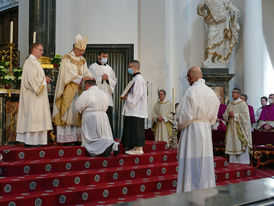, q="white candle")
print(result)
[10,21,13,44]
[33,31,36,43]
[172,85,175,113]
